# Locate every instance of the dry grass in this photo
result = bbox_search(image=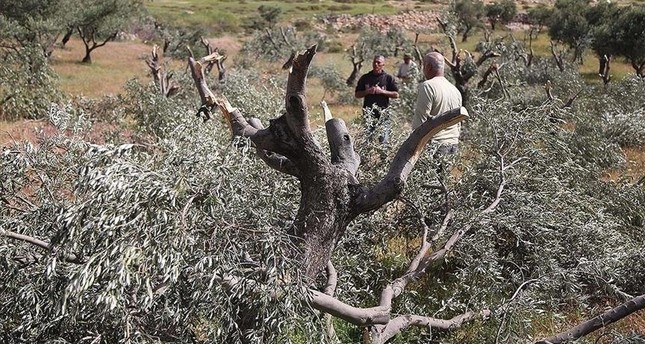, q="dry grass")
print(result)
[50,38,151,97]
[604,147,645,183]
[0,120,57,146]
